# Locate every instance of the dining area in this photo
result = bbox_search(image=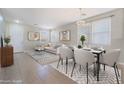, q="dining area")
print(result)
[56,45,121,84]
